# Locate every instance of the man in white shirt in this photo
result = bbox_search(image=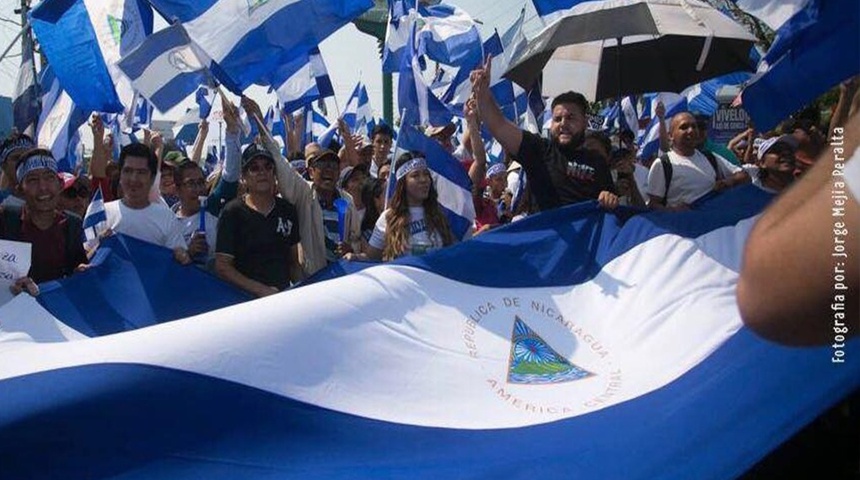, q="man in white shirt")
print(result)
[103,143,190,264]
[647,112,749,210]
